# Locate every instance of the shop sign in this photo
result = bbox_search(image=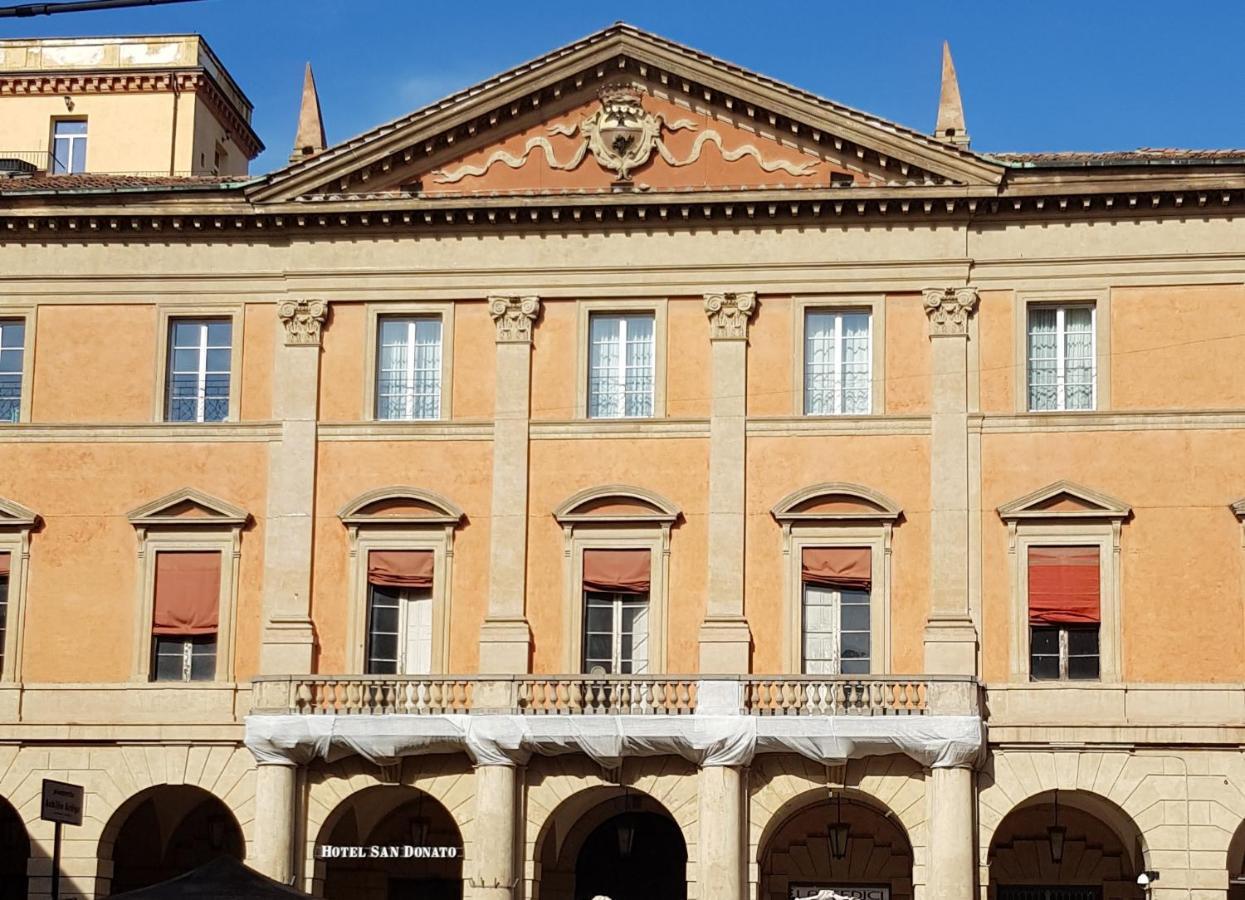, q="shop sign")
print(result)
[789,886,890,900]
[317,845,460,859]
